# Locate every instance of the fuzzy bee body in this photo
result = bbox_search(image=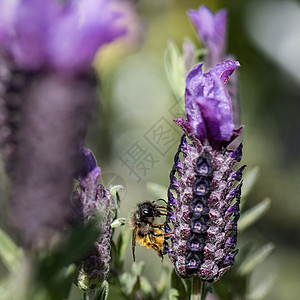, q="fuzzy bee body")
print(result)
[129,201,169,261]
